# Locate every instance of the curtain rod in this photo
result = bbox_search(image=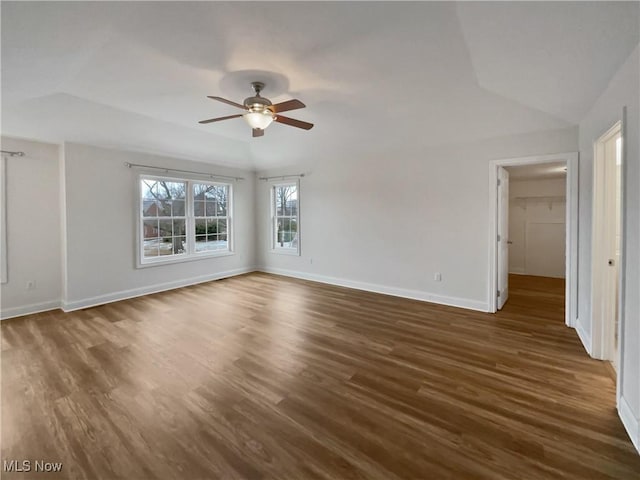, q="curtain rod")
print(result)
[259,174,305,181]
[124,162,244,181]
[1,150,25,157]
